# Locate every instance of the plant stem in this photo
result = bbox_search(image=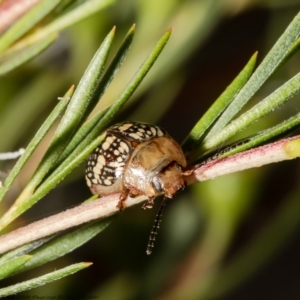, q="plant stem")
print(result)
[0,136,299,254]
